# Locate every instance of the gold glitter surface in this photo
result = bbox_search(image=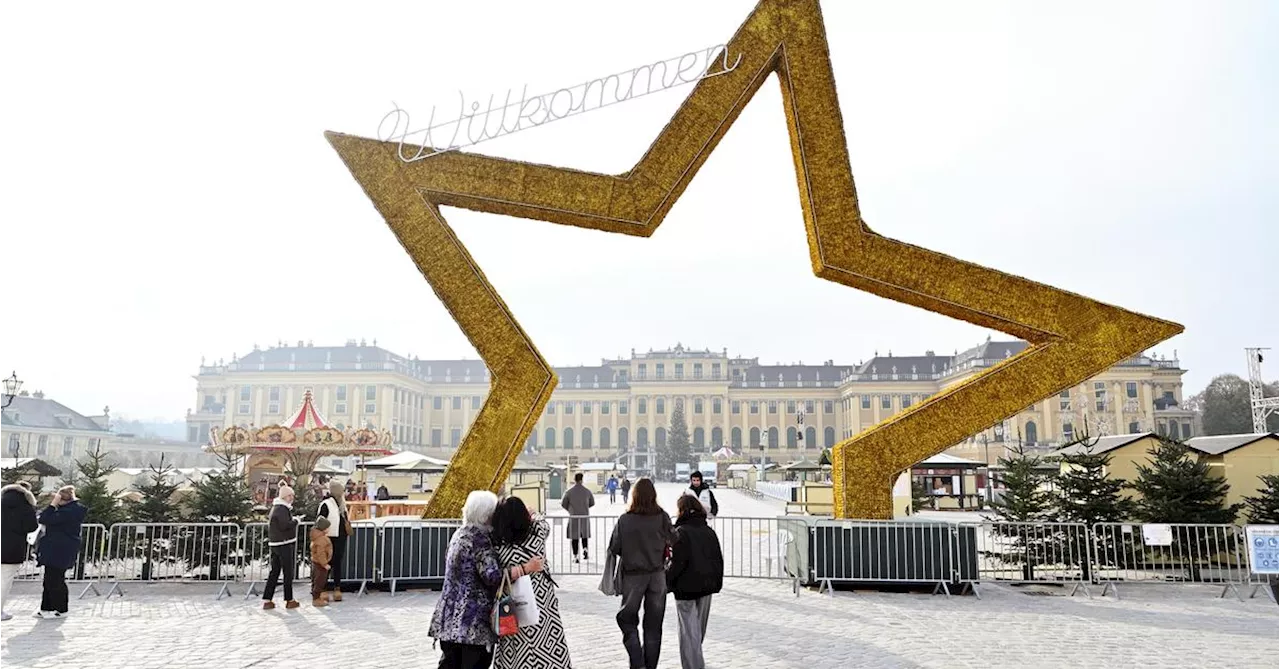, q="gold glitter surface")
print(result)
[326,0,1182,519]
